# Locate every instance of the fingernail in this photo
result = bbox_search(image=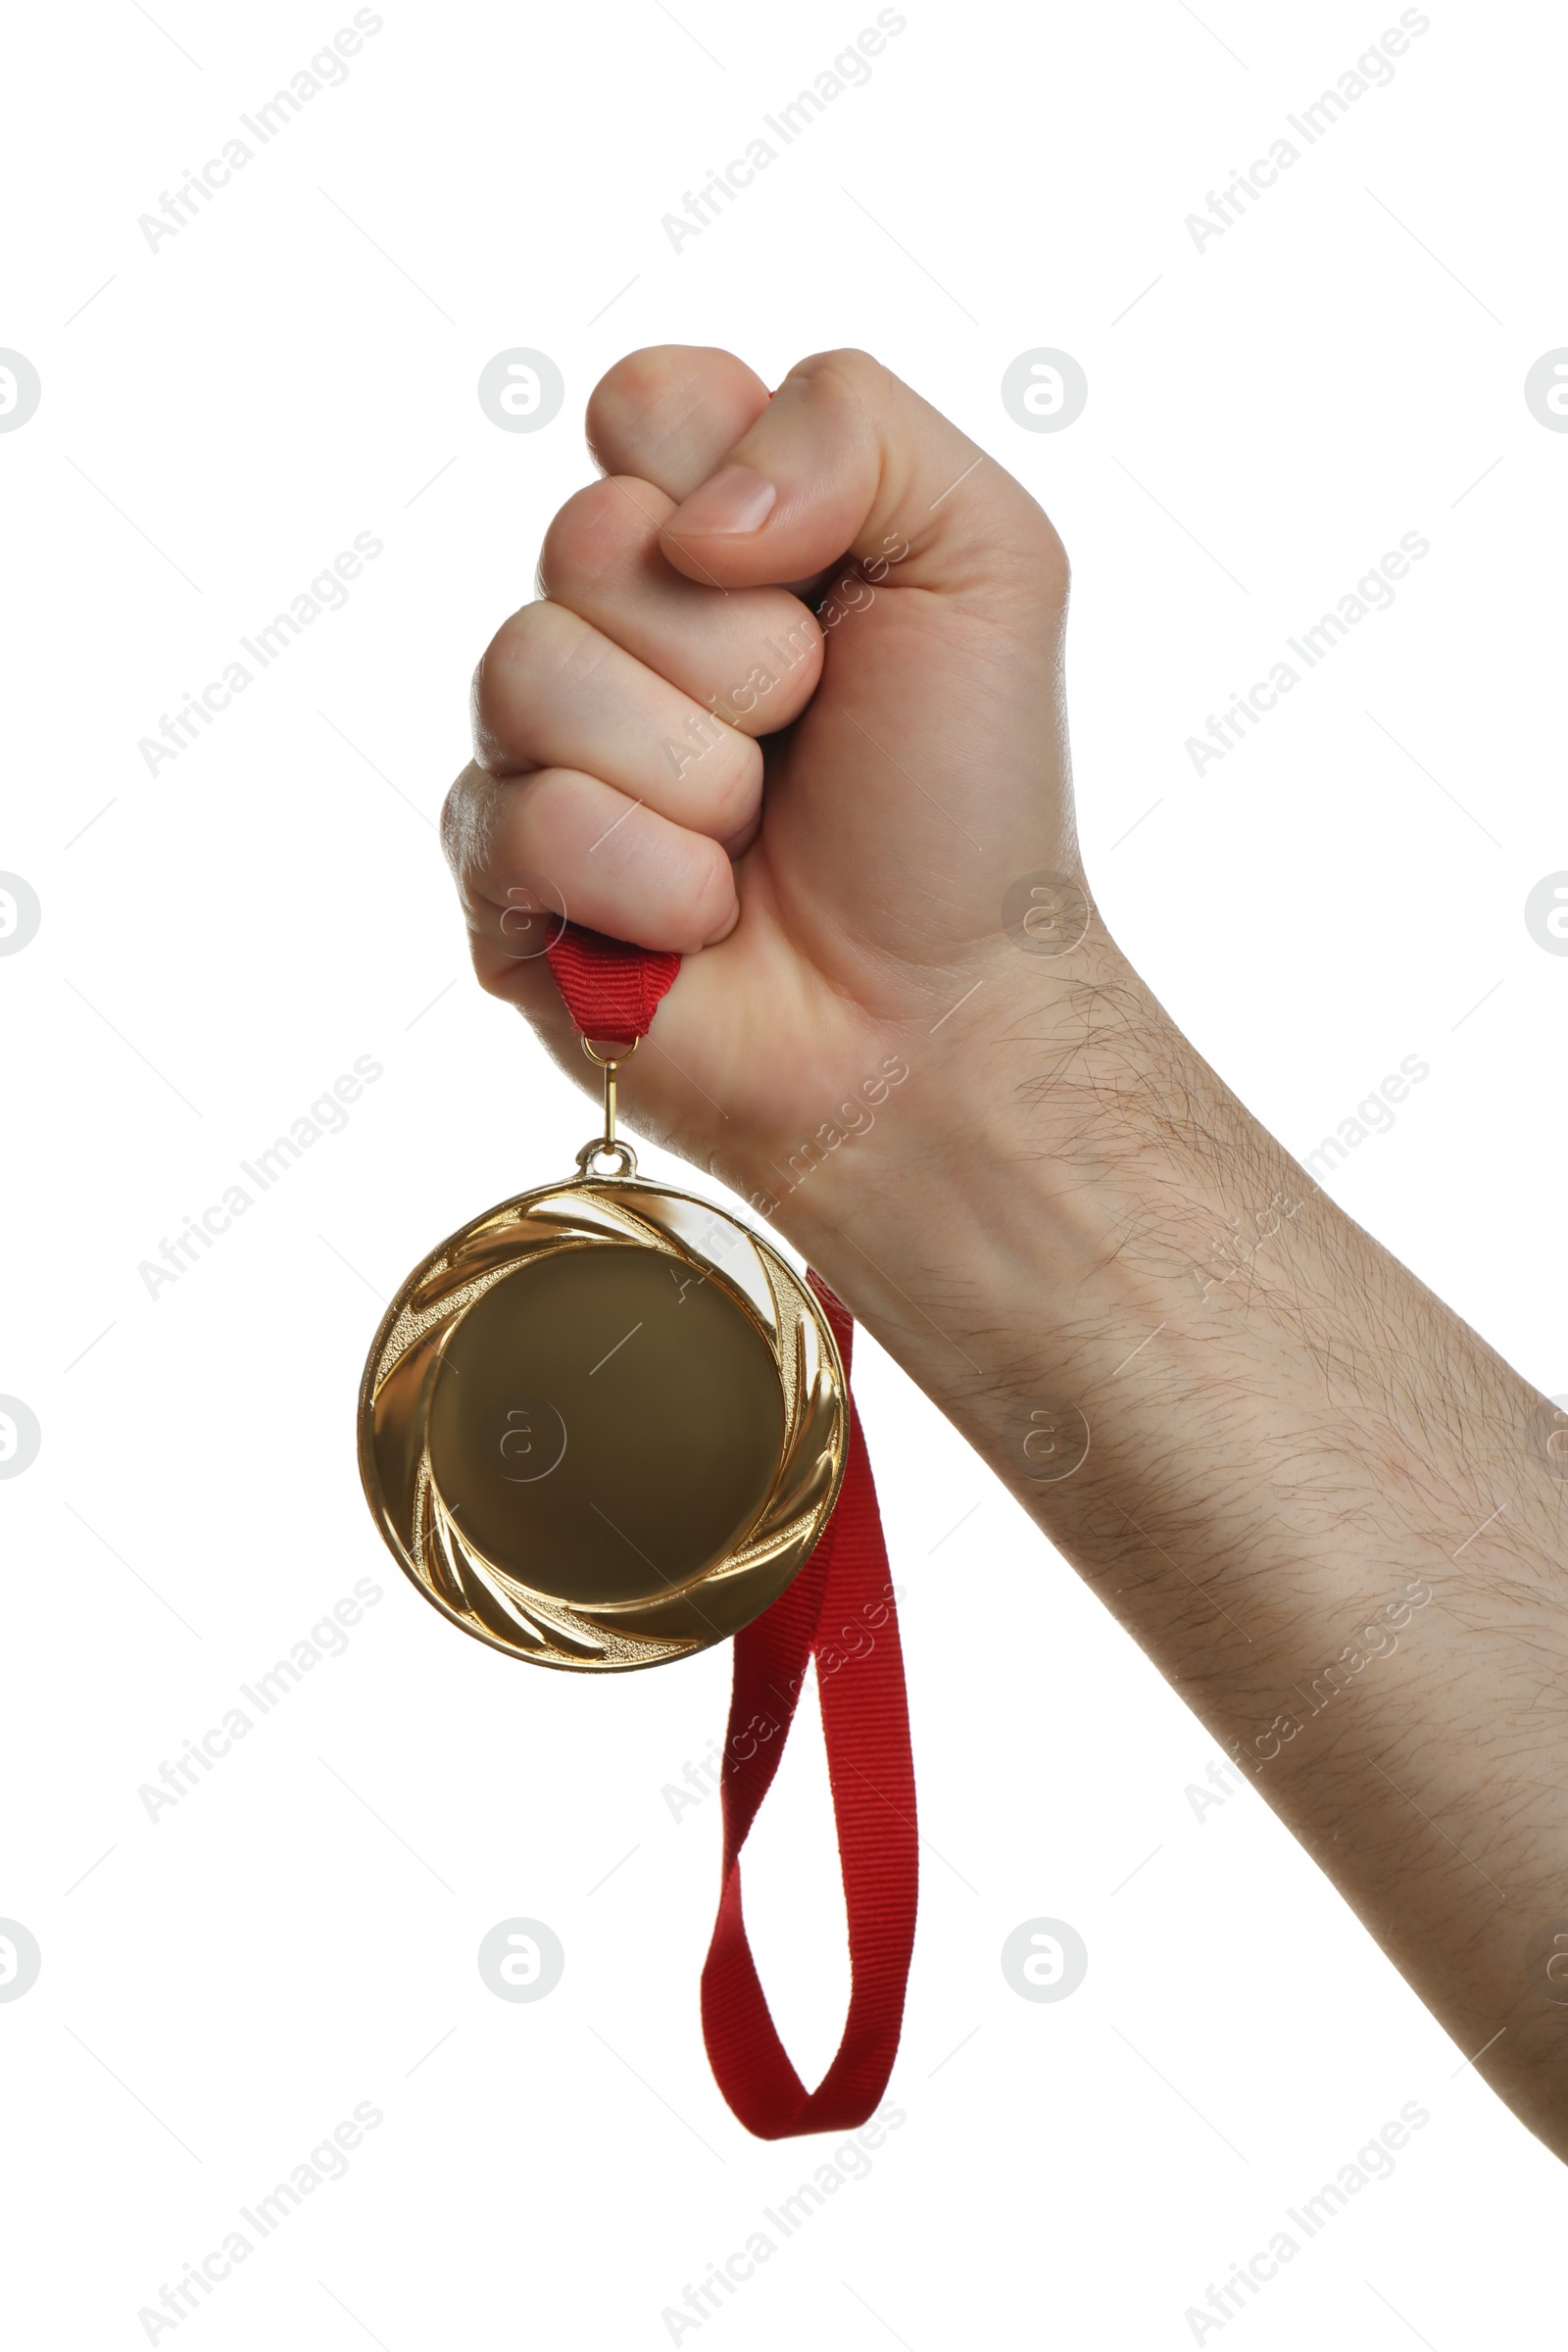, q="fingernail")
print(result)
[671,464,777,536]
